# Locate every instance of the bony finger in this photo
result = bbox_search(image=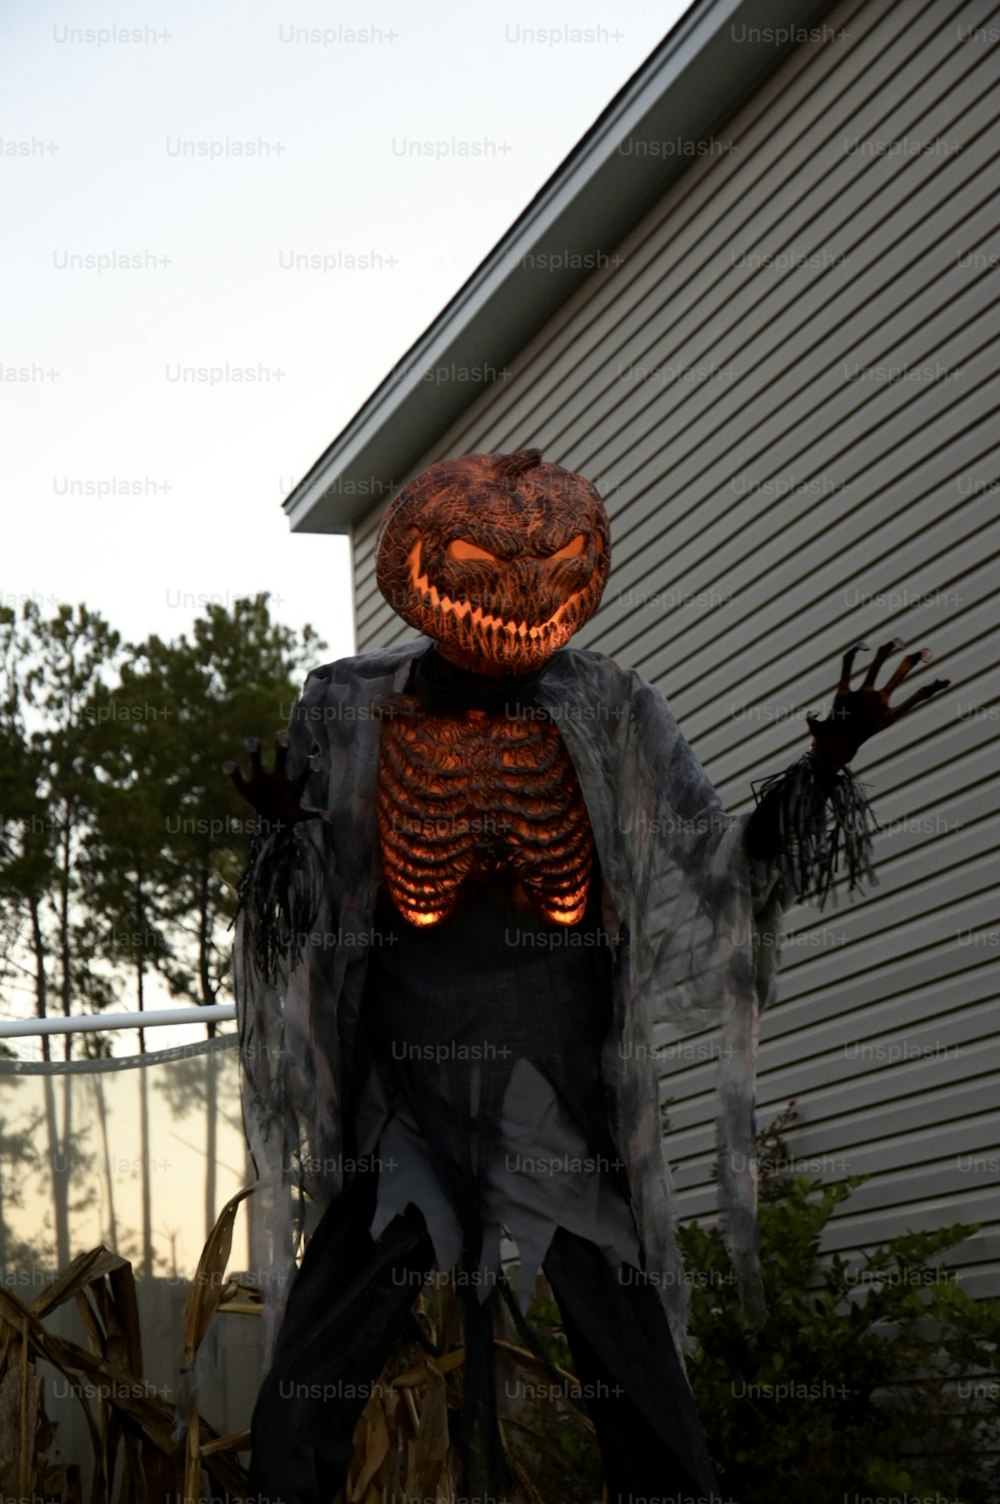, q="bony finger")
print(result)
[862,638,905,688]
[245,736,263,775]
[889,682,948,719]
[906,677,950,704]
[838,641,868,692]
[883,648,932,696]
[226,763,250,797]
